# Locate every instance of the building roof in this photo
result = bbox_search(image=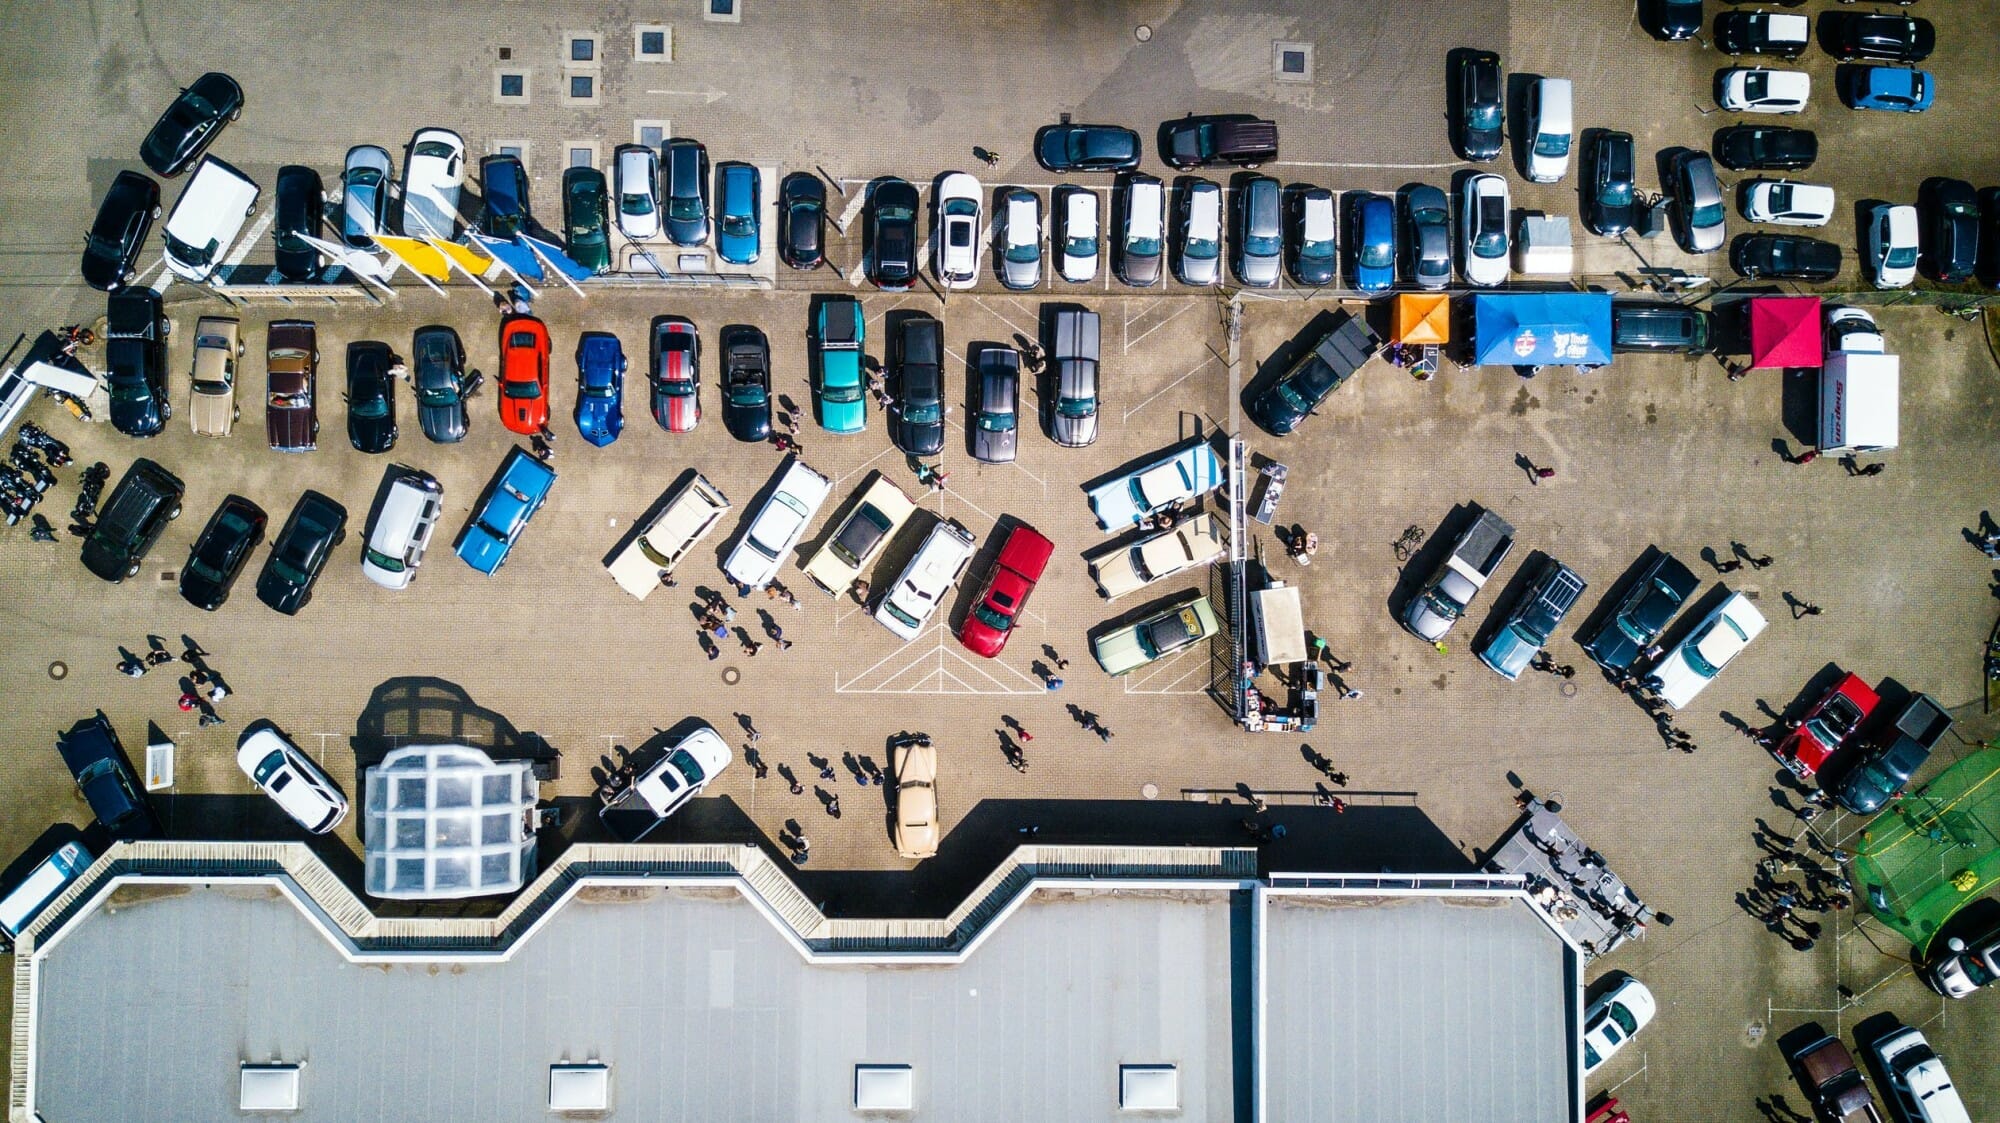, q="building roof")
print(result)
[16,844,1579,1122]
